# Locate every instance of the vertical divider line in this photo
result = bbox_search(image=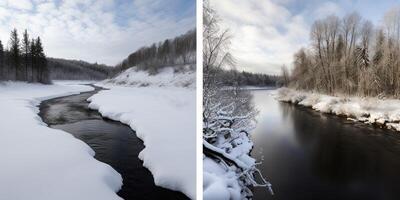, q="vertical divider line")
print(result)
[196,0,204,199]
